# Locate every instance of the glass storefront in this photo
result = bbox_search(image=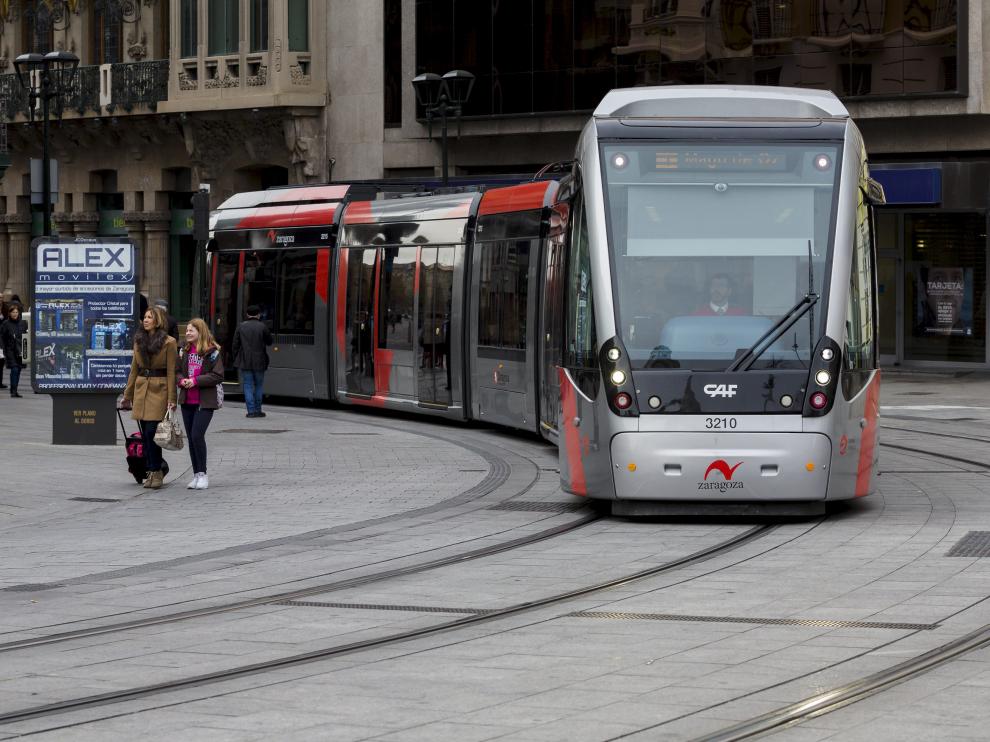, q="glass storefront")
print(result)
[412,0,963,117]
